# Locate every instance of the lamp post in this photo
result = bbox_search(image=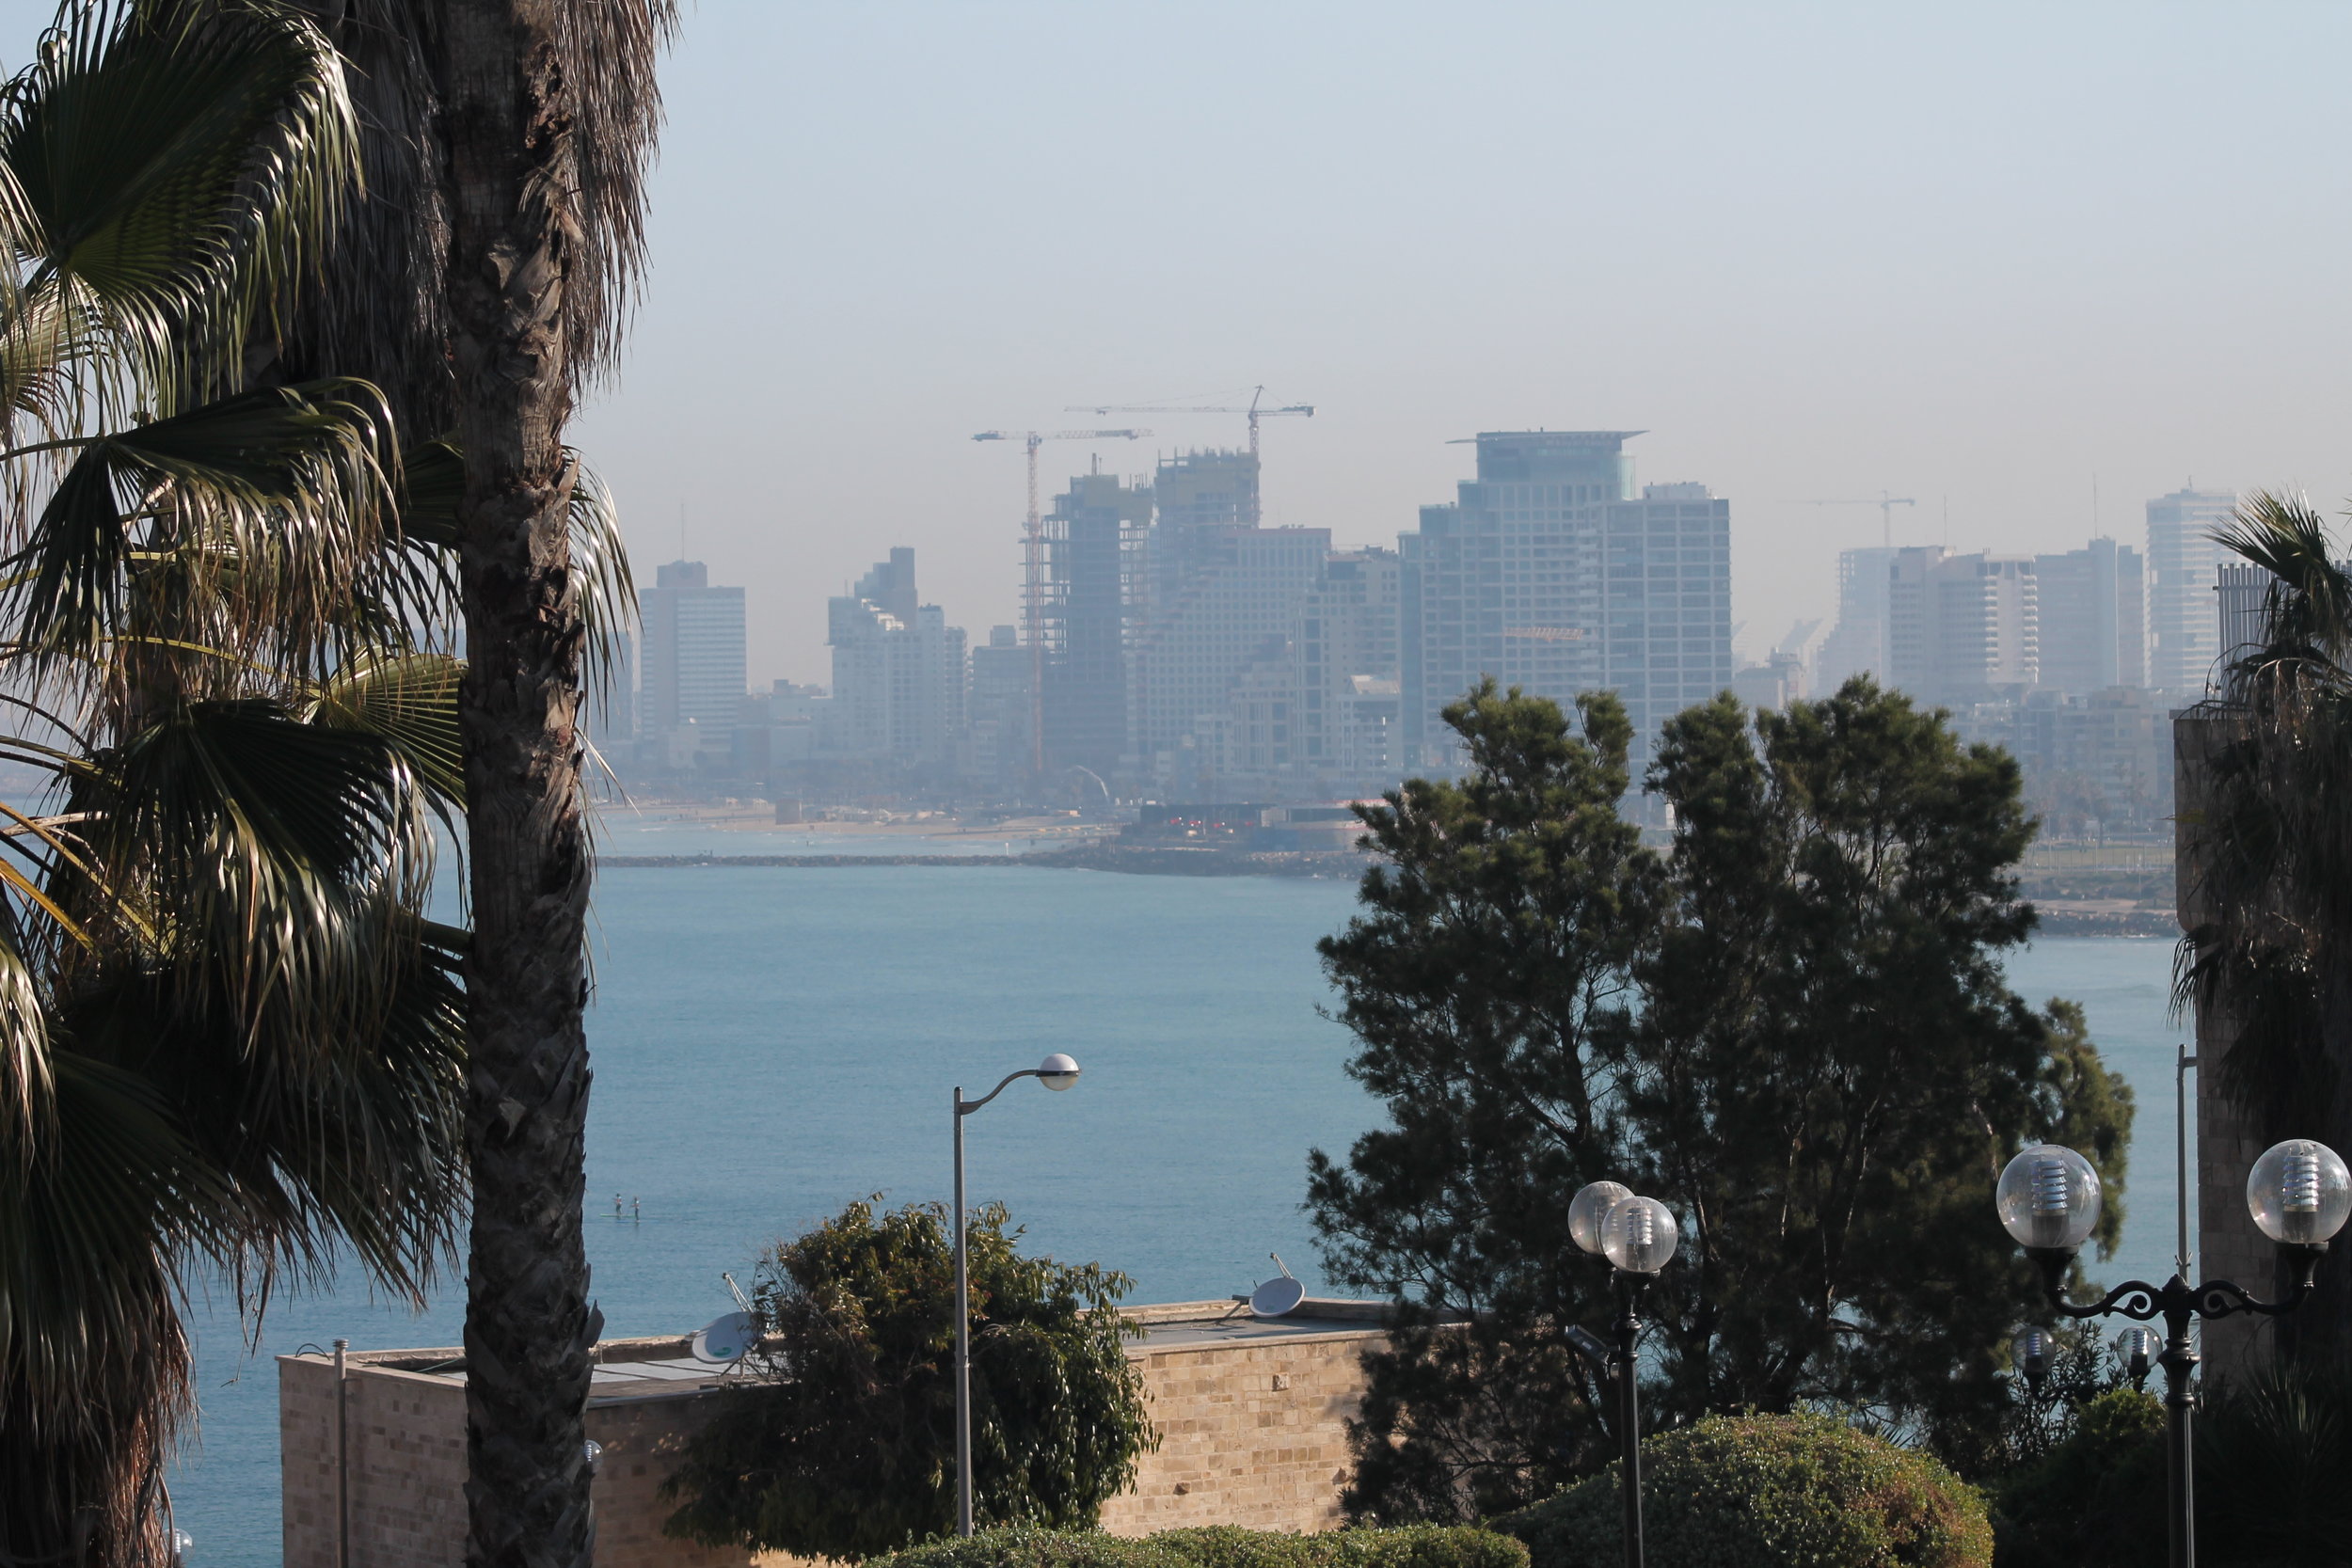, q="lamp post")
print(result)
[953,1052,1081,1538]
[1566,1180,1681,1568]
[1997,1137,2351,1568]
